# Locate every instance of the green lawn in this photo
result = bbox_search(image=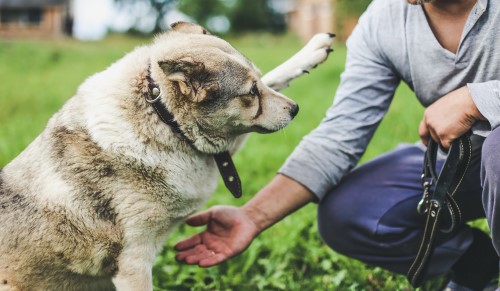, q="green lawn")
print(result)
[0,33,453,290]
